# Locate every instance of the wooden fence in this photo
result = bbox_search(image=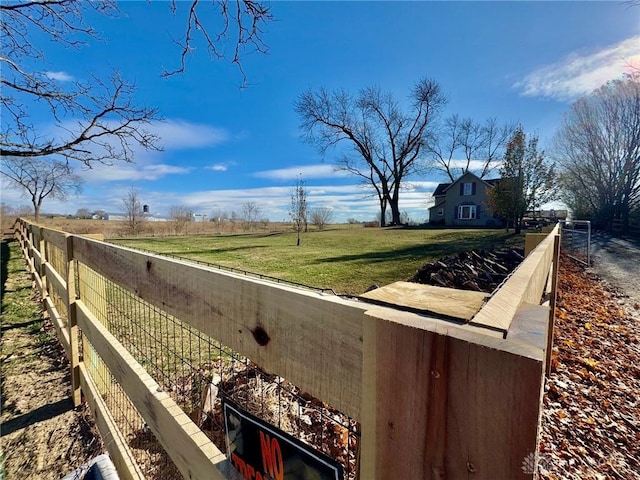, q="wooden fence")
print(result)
[13,218,560,479]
